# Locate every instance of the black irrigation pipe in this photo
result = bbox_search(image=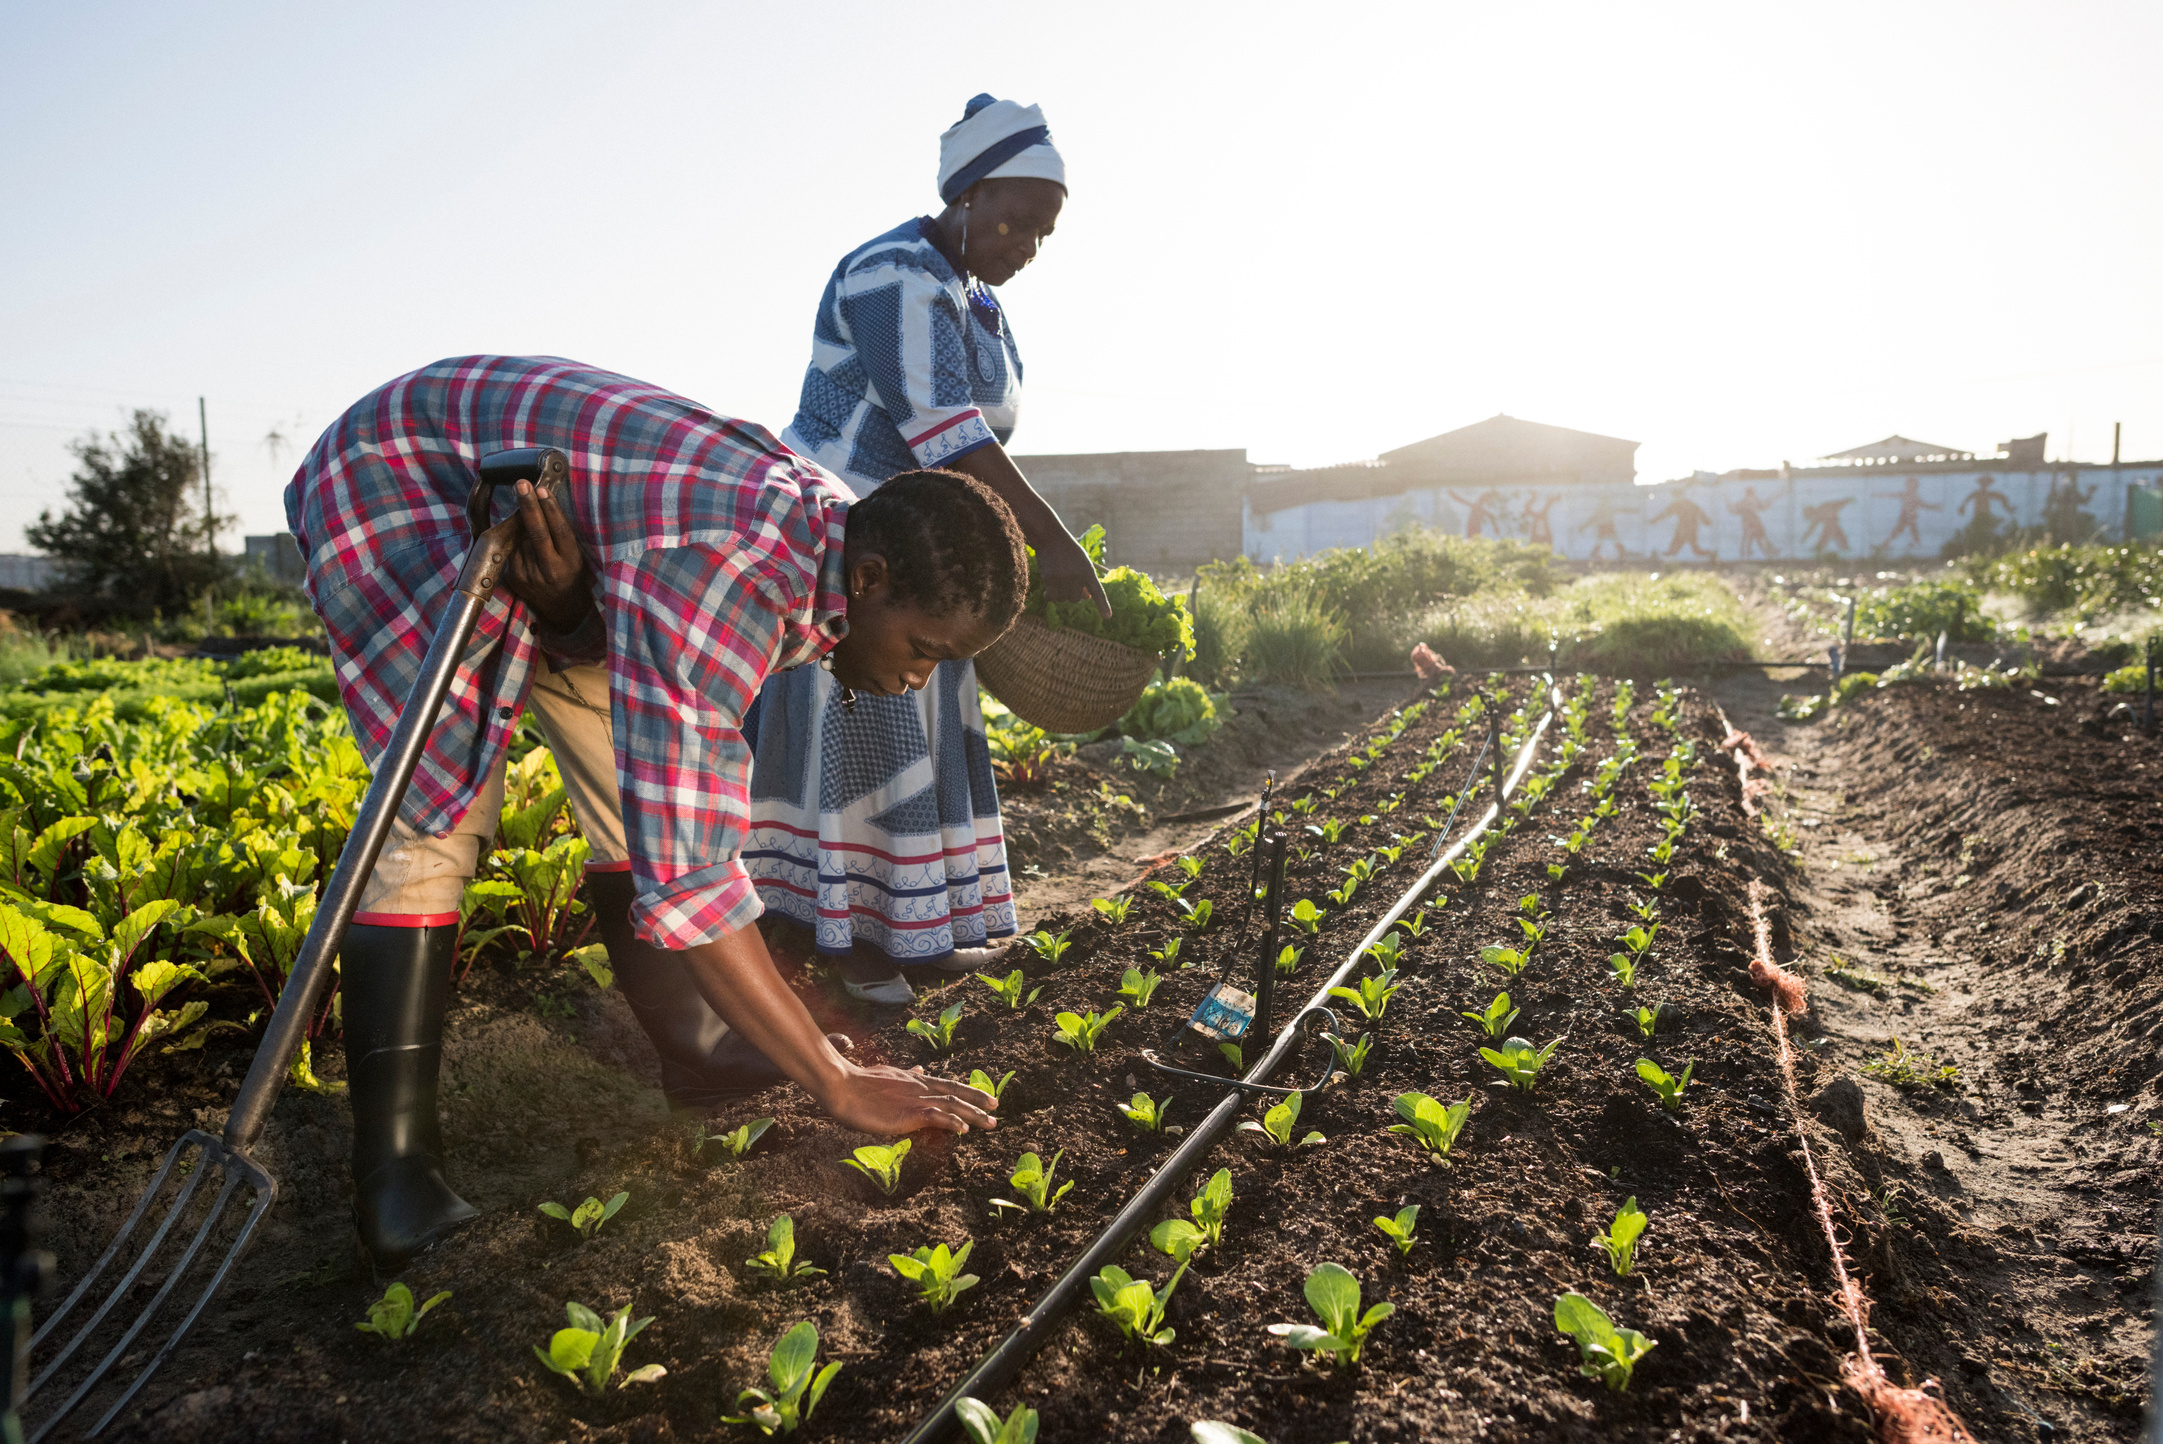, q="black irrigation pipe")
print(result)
[898,683,1563,1444]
